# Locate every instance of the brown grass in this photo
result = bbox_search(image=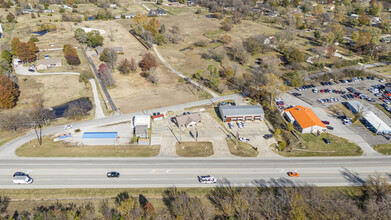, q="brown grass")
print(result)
[226,137,258,157]
[176,141,214,157]
[16,136,160,157]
